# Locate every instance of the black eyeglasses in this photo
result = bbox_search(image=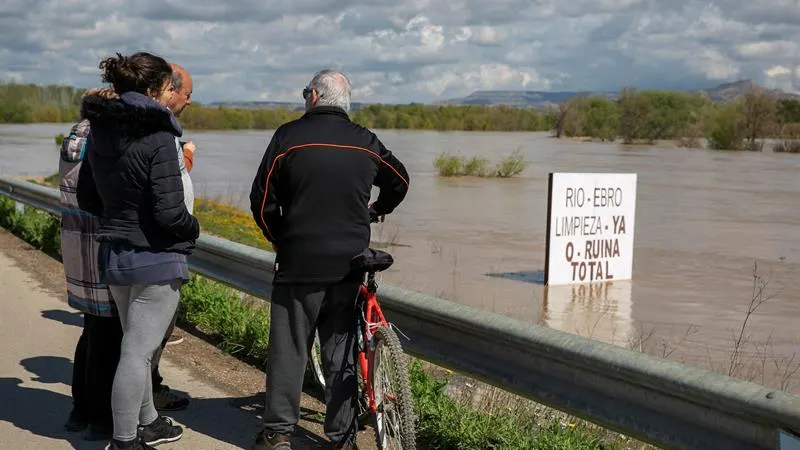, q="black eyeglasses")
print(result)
[303,87,323,100]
